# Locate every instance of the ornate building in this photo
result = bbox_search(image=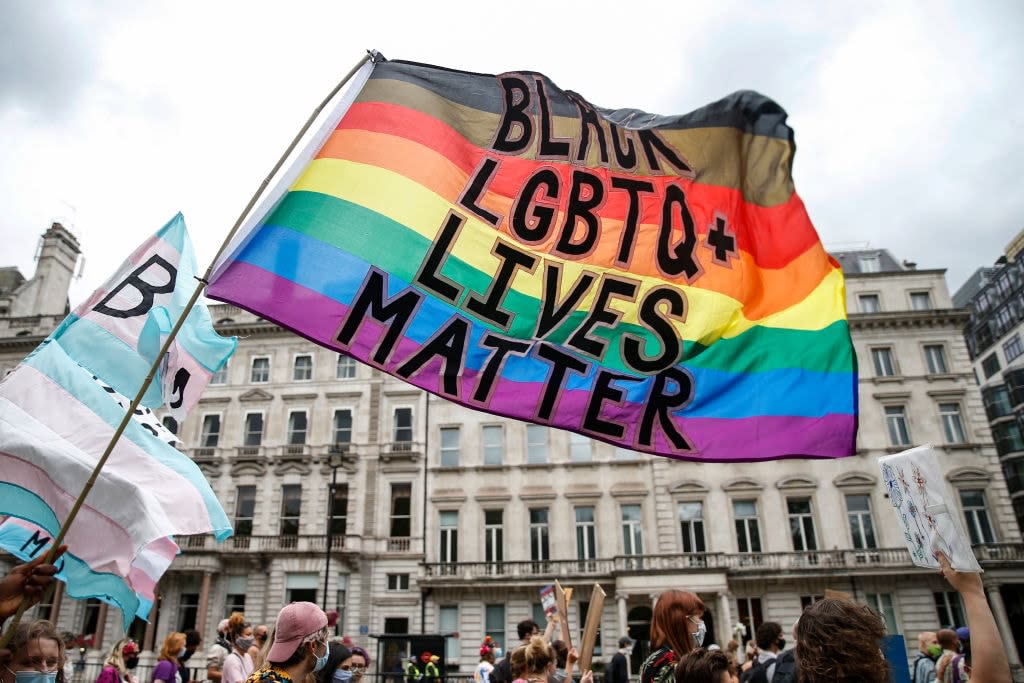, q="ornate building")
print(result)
[2,228,1023,679]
